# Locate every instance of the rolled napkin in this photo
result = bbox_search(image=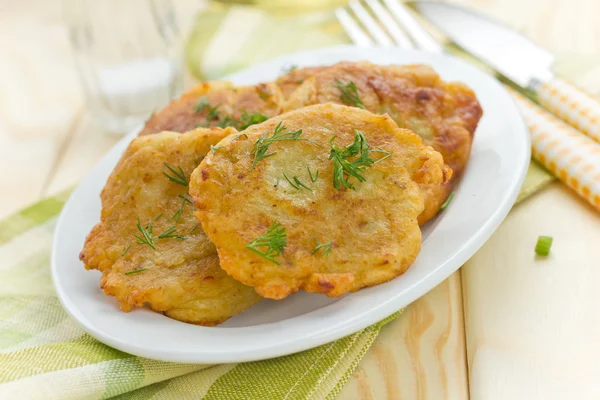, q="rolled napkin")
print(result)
[511,89,600,211]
